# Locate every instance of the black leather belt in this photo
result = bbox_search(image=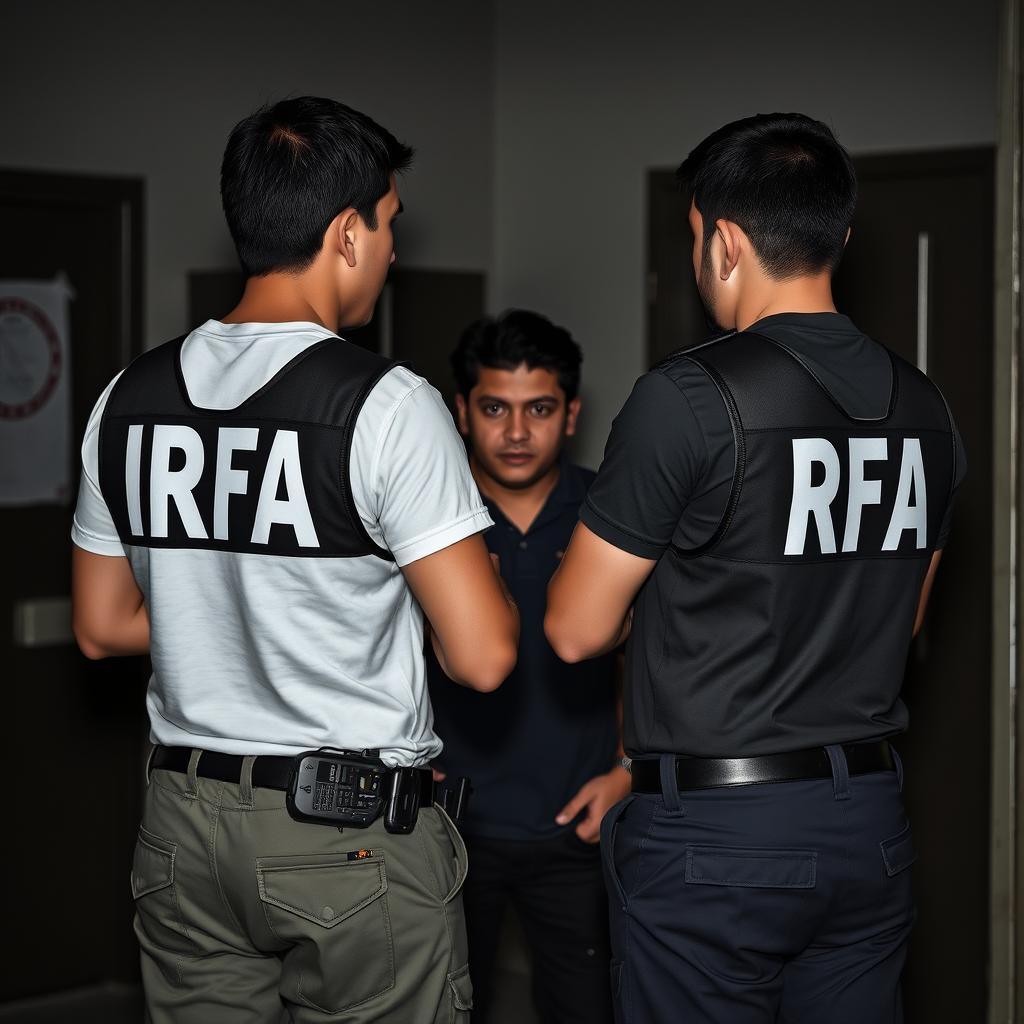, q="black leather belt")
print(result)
[629,741,894,793]
[150,745,436,804]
